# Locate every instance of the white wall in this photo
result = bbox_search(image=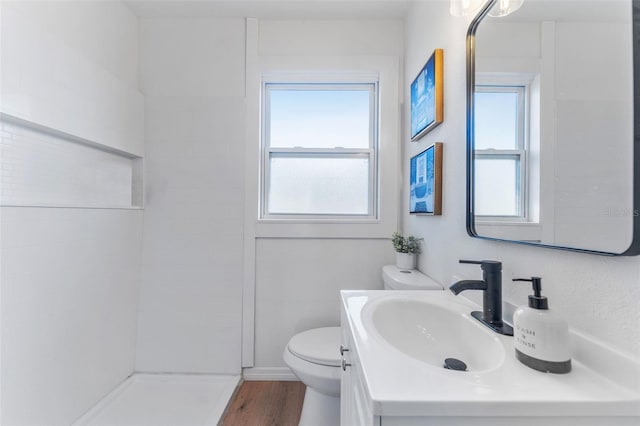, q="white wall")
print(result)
[135,18,245,373]
[254,239,394,369]
[0,1,143,156]
[404,1,640,357]
[249,19,403,372]
[1,209,143,425]
[553,21,633,251]
[0,1,144,425]
[258,19,403,56]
